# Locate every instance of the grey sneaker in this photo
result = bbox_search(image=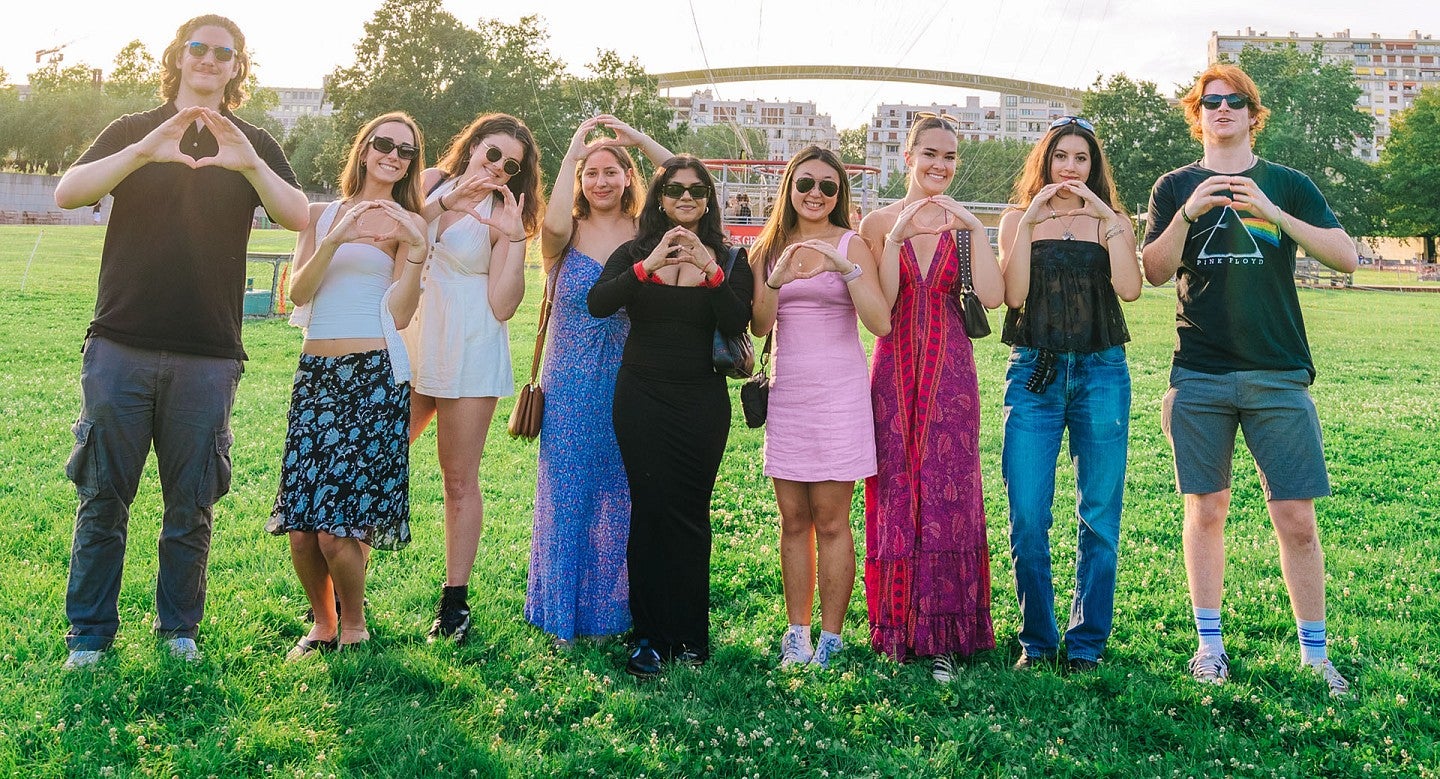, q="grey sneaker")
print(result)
[1307,659,1350,698]
[779,629,812,668]
[63,649,105,669]
[931,654,958,683]
[1188,650,1229,685]
[166,637,202,662]
[808,634,843,669]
